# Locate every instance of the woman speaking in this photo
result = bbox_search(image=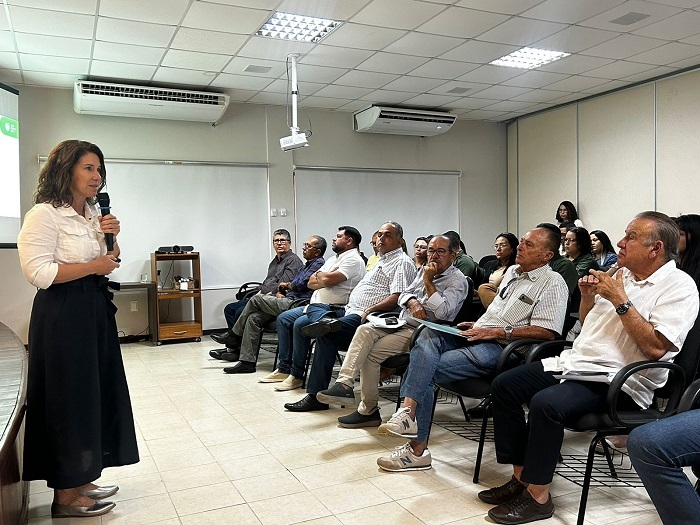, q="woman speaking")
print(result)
[18,140,138,518]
